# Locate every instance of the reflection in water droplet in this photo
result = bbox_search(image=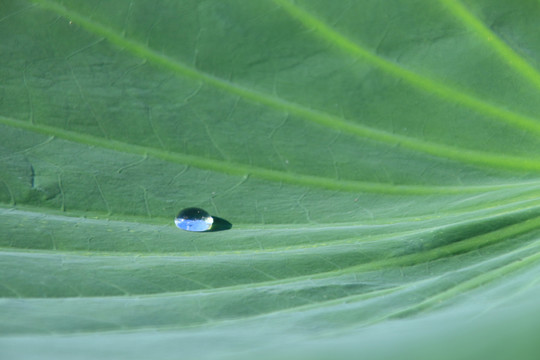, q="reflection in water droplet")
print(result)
[175,207,214,232]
